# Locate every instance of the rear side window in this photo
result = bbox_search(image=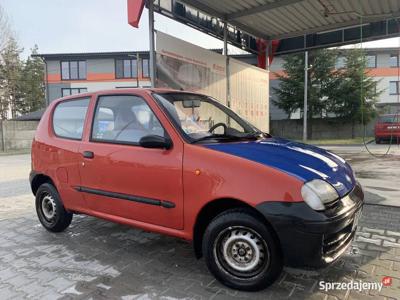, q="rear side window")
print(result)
[379,116,397,124]
[91,95,165,144]
[53,98,90,140]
